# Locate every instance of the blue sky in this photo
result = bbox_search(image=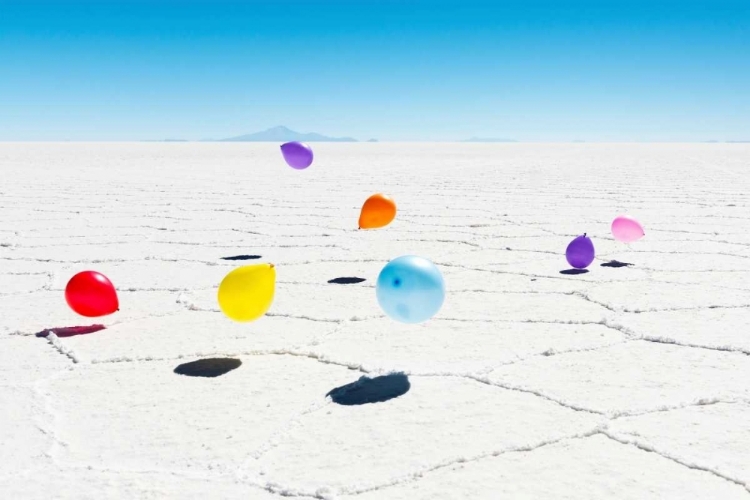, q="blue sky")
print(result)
[1,0,748,141]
